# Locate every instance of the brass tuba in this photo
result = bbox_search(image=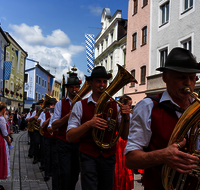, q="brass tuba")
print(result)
[92,64,137,149]
[70,76,92,110]
[162,88,200,190]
